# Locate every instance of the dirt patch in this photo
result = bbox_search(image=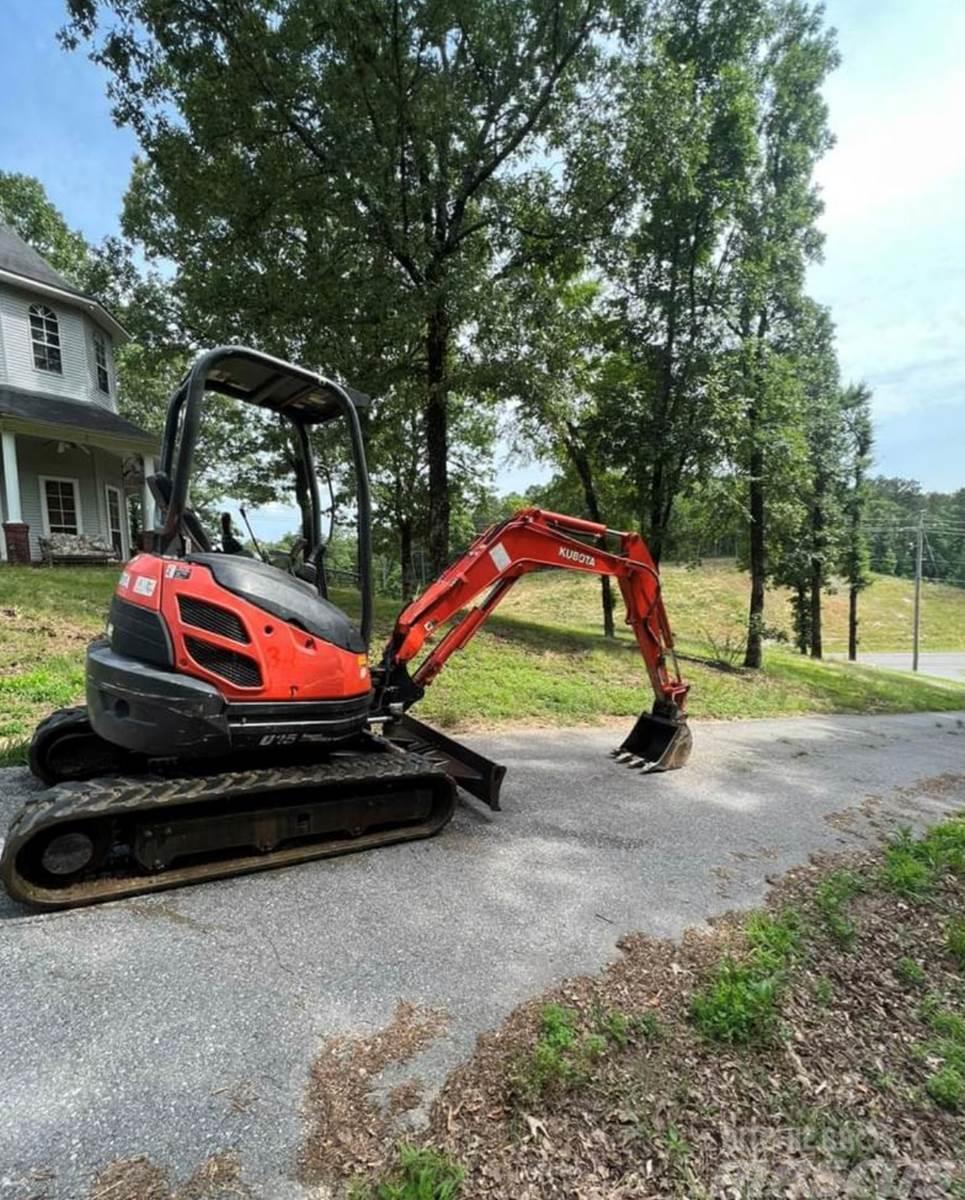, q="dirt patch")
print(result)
[0,606,94,649]
[87,1152,249,1200]
[297,1000,447,1186]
